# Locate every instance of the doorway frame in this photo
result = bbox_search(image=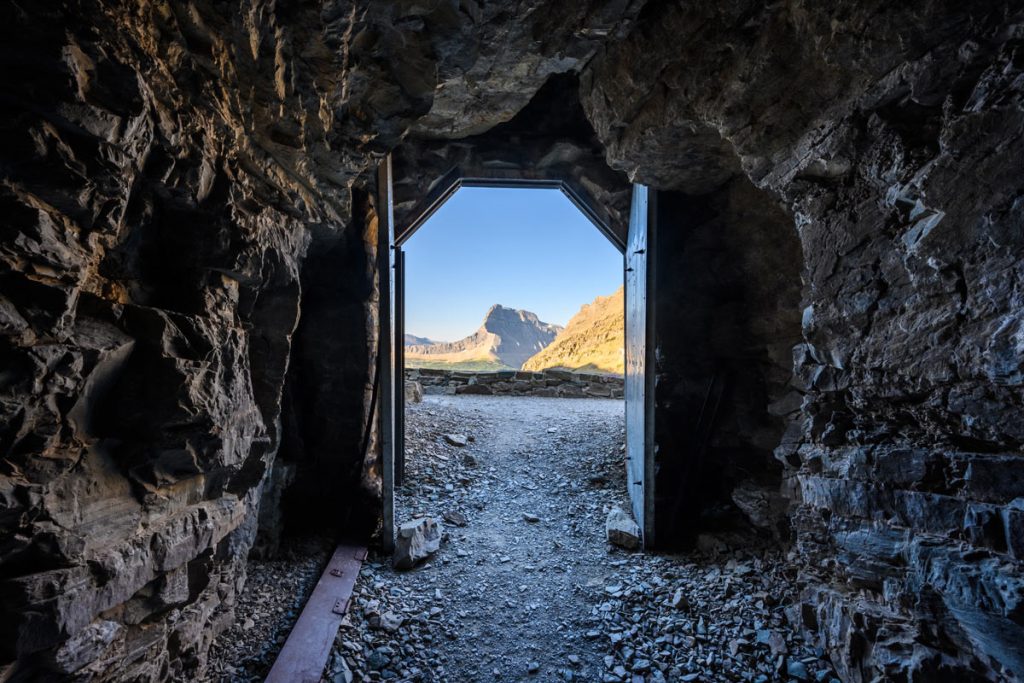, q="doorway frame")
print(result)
[396,172,626,251]
[377,156,656,549]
